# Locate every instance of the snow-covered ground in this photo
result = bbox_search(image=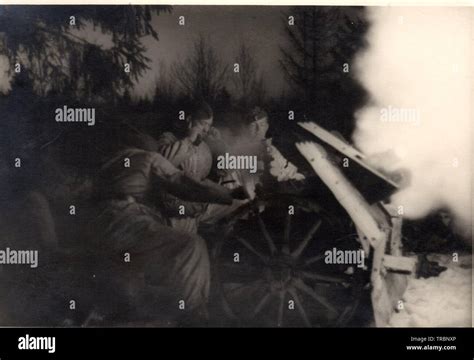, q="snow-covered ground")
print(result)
[389,253,472,327]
